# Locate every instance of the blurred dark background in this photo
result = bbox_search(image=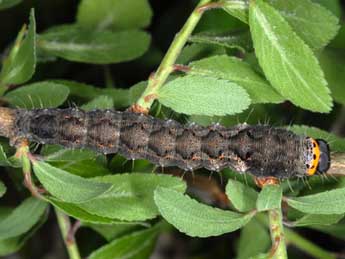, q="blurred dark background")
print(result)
[0,0,199,87]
